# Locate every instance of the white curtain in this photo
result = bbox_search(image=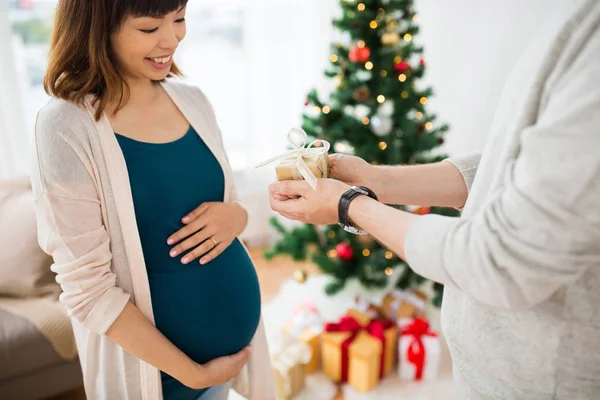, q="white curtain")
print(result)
[0,6,29,179]
[235,0,340,245]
